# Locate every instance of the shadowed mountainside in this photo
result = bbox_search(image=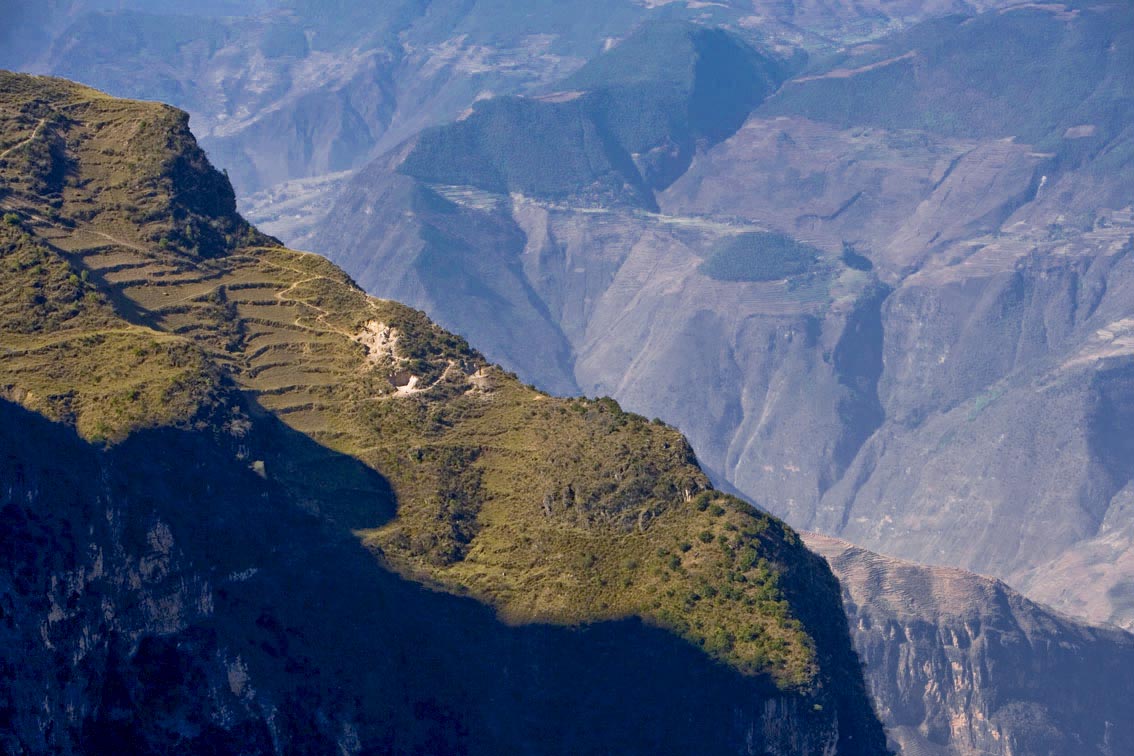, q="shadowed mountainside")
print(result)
[0,71,888,754]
